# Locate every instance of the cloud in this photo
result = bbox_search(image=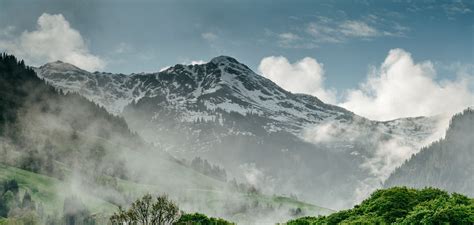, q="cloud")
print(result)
[442,1,472,15]
[201,32,218,42]
[159,66,171,72]
[278,32,300,43]
[239,163,275,194]
[306,21,342,43]
[0,13,105,71]
[339,20,379,37]
[258,49,473,121]
[302,120,361,144]
[301,108,453,204]
[258,56,336,103]
[276,32,318,49]
[190,60,206,65]
[340,49,474,121]
[158,59,206,72]
[305,17,398,43]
